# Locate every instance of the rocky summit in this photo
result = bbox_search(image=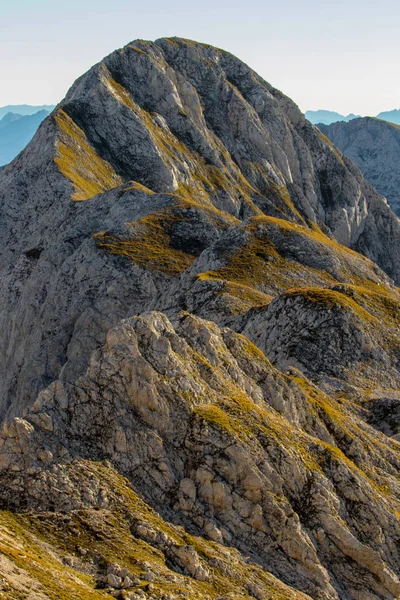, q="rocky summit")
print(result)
[318,117,400,217]
[0,37,399,600]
